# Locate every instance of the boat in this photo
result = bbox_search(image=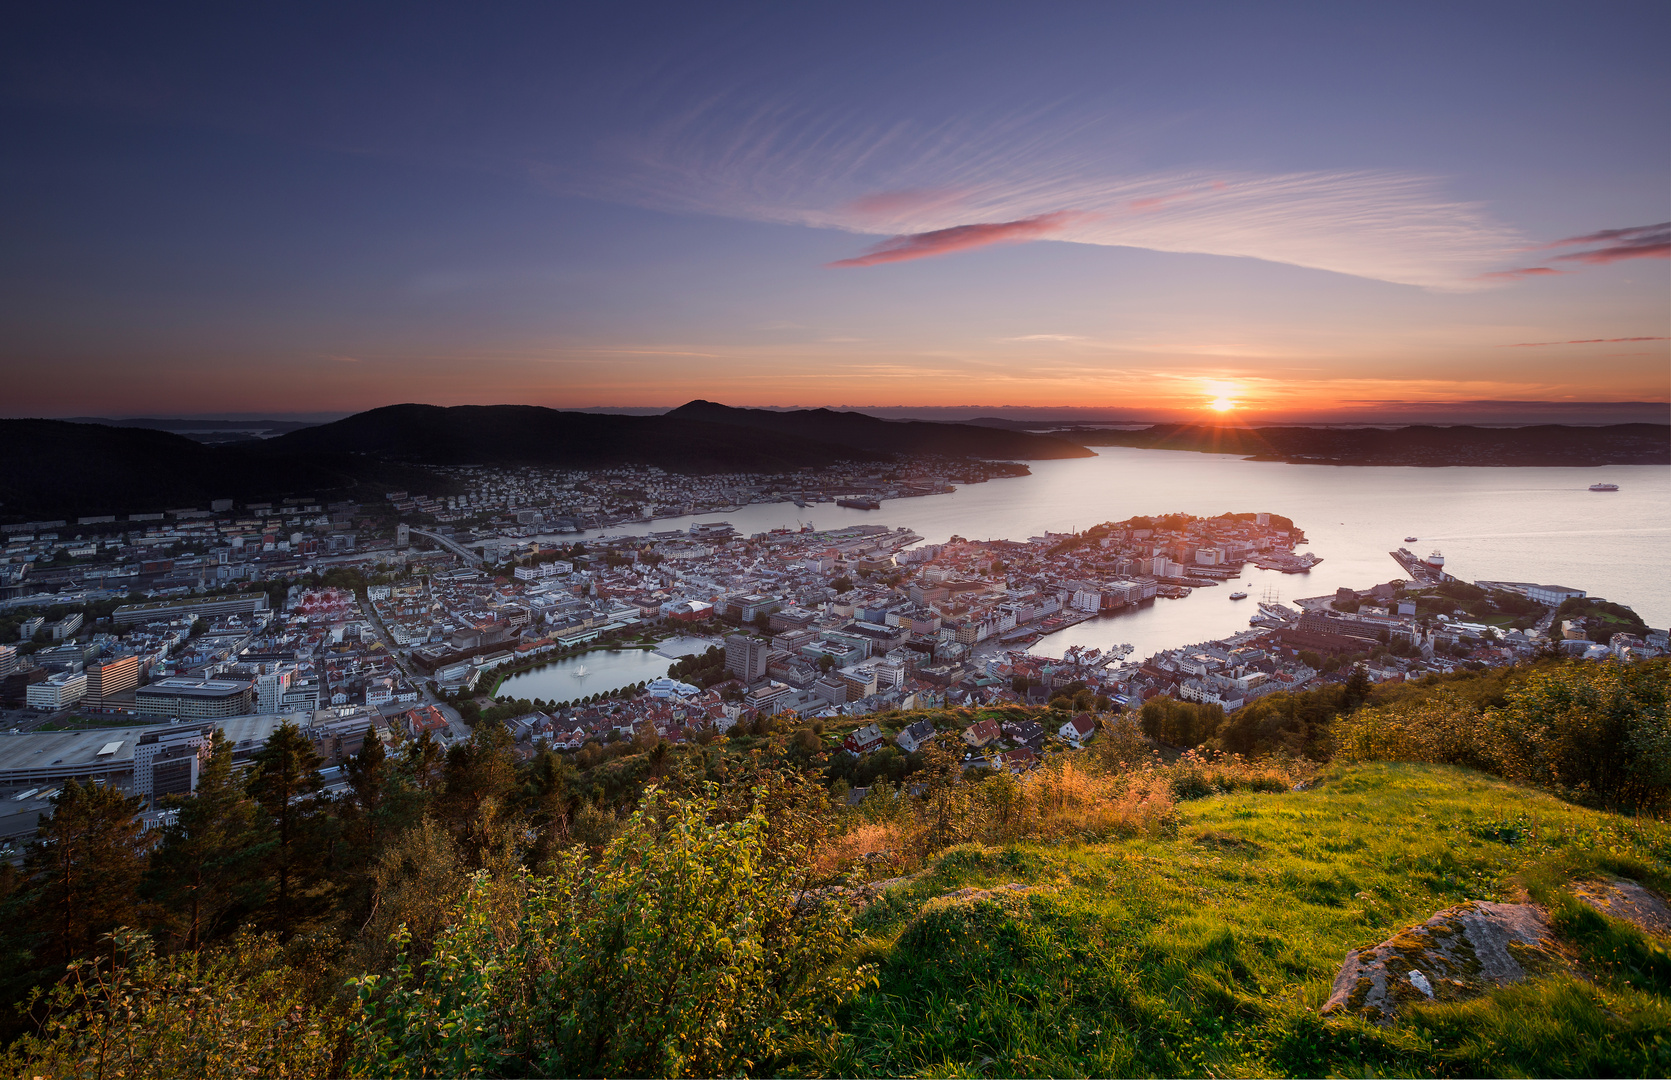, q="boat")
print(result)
[572,664,589,678]
[837,497,881,510]
[1229,590,1248,600]
[1589,483,1619,492]
[1404,536,1418,543]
